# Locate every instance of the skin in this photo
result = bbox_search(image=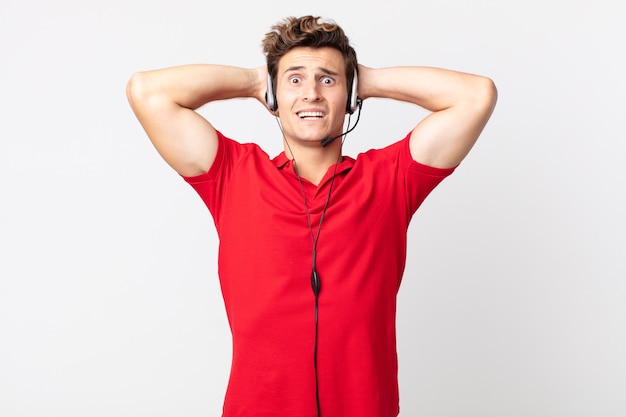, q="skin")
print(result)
[126,46,497,186]
[358,65,497,170]
[272,47,353,184]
